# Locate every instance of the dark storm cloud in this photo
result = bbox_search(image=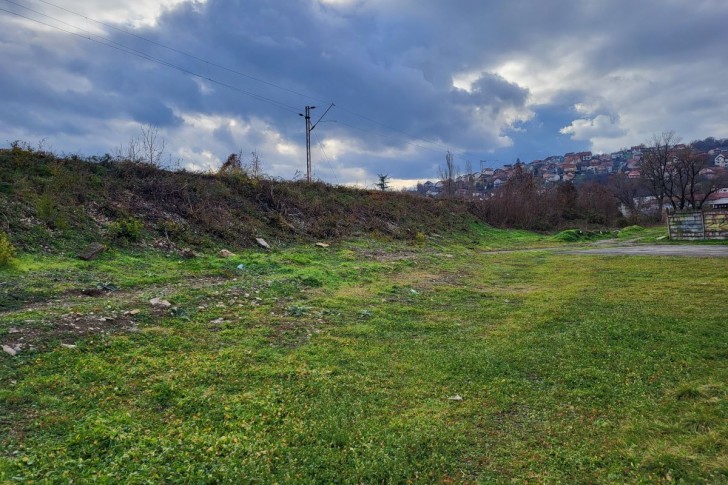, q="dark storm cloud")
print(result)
[1,0,727,181]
